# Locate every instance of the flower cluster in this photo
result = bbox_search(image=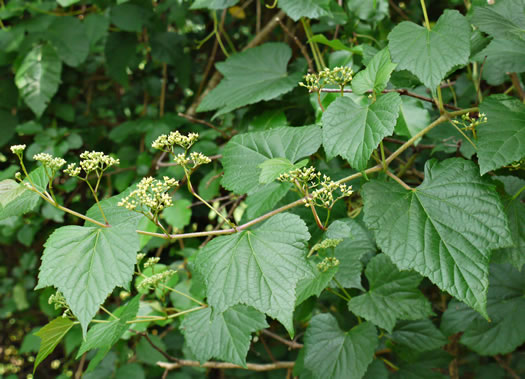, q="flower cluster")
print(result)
[48,291,72,317]
[10,144,26,156]
[317,257,340,272]
[33,153,67,171]
[77,151,120,174]
[279,166,353,208]
[144,257,160,269]
[137,270,176,291]
[64,163,81,177]
[117,176,179,213]
[311,238,343,253]
[299,66,354,92]
[152,131,199,151]
[451,112,487,139]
